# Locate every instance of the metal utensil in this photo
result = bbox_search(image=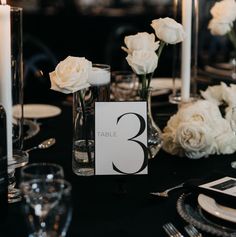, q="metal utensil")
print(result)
[184,225,202,237]
[163,222,185,237]
[150,182,185,197]
[26,138,56,153]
